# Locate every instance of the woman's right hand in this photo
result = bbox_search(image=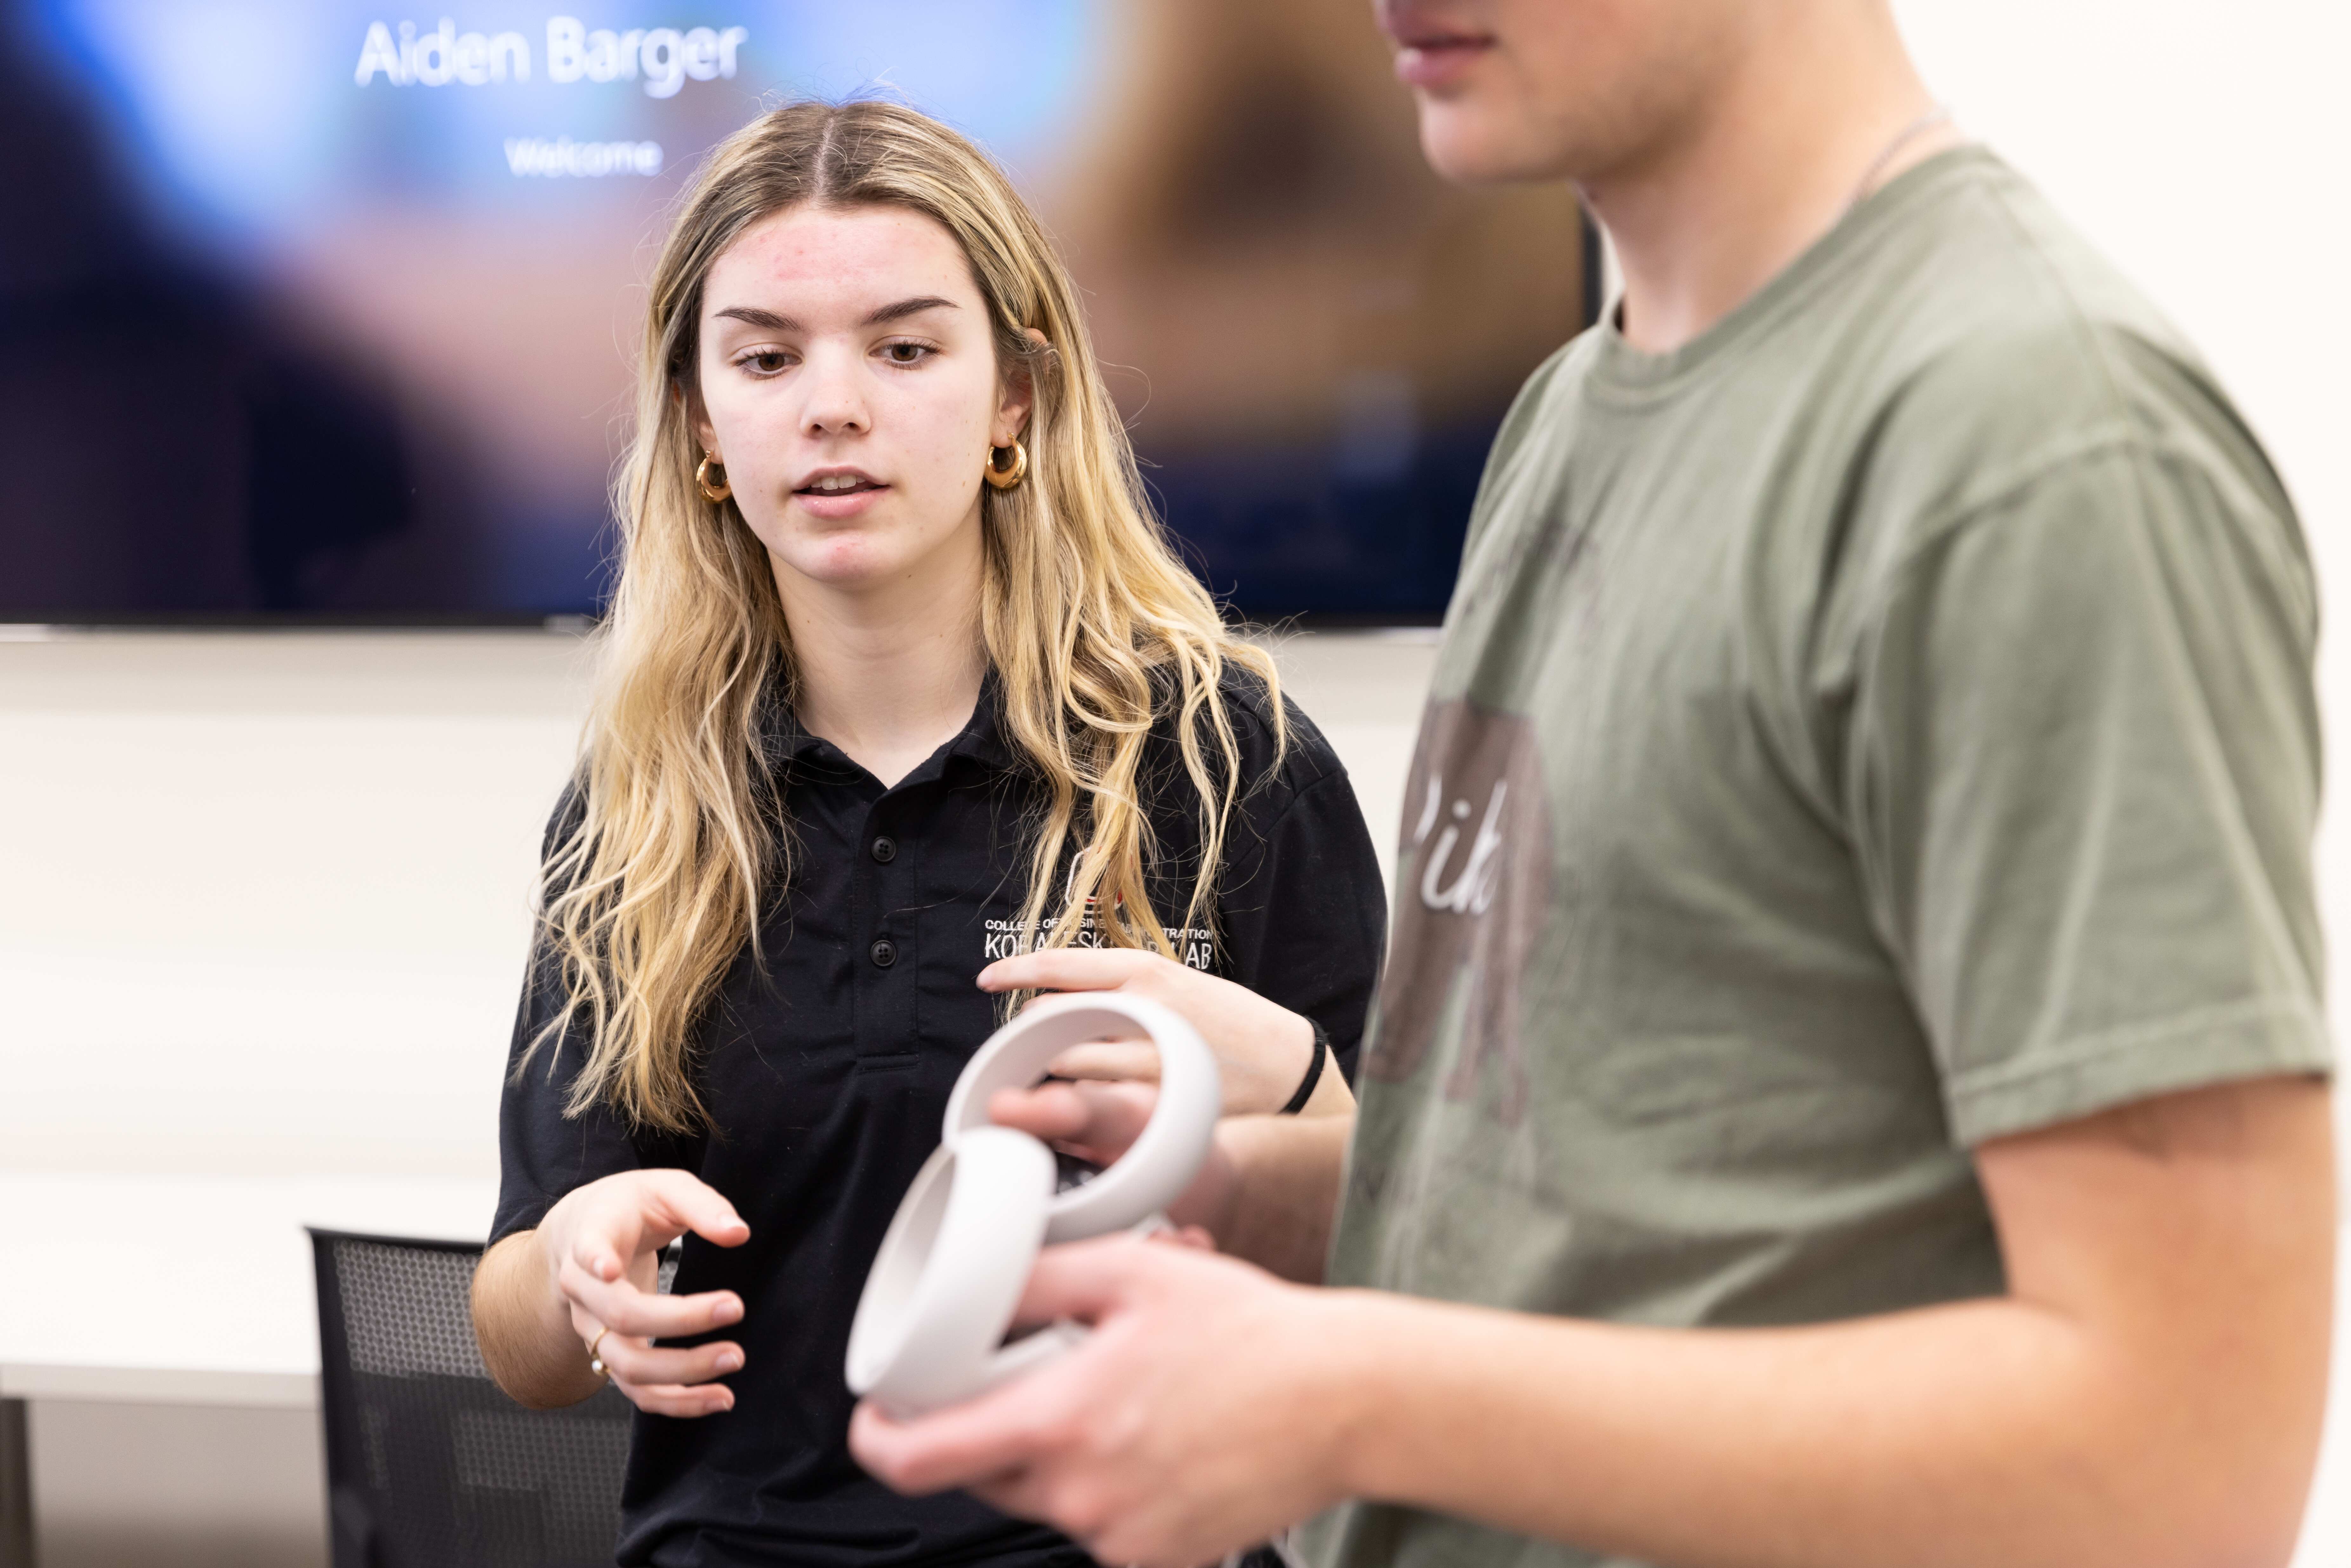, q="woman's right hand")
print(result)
[535,1169,752,1418]
[983,1074,1246,1242]
[975,949,1352,1118]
